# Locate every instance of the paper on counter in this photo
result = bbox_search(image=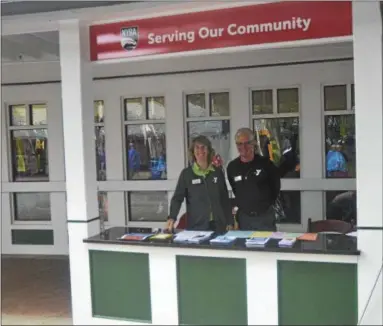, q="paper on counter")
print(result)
[174,230,214,240]
[270,232,286,239]
[249,231,273,238]
[298,233,318,241]
[225,230,254,238]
